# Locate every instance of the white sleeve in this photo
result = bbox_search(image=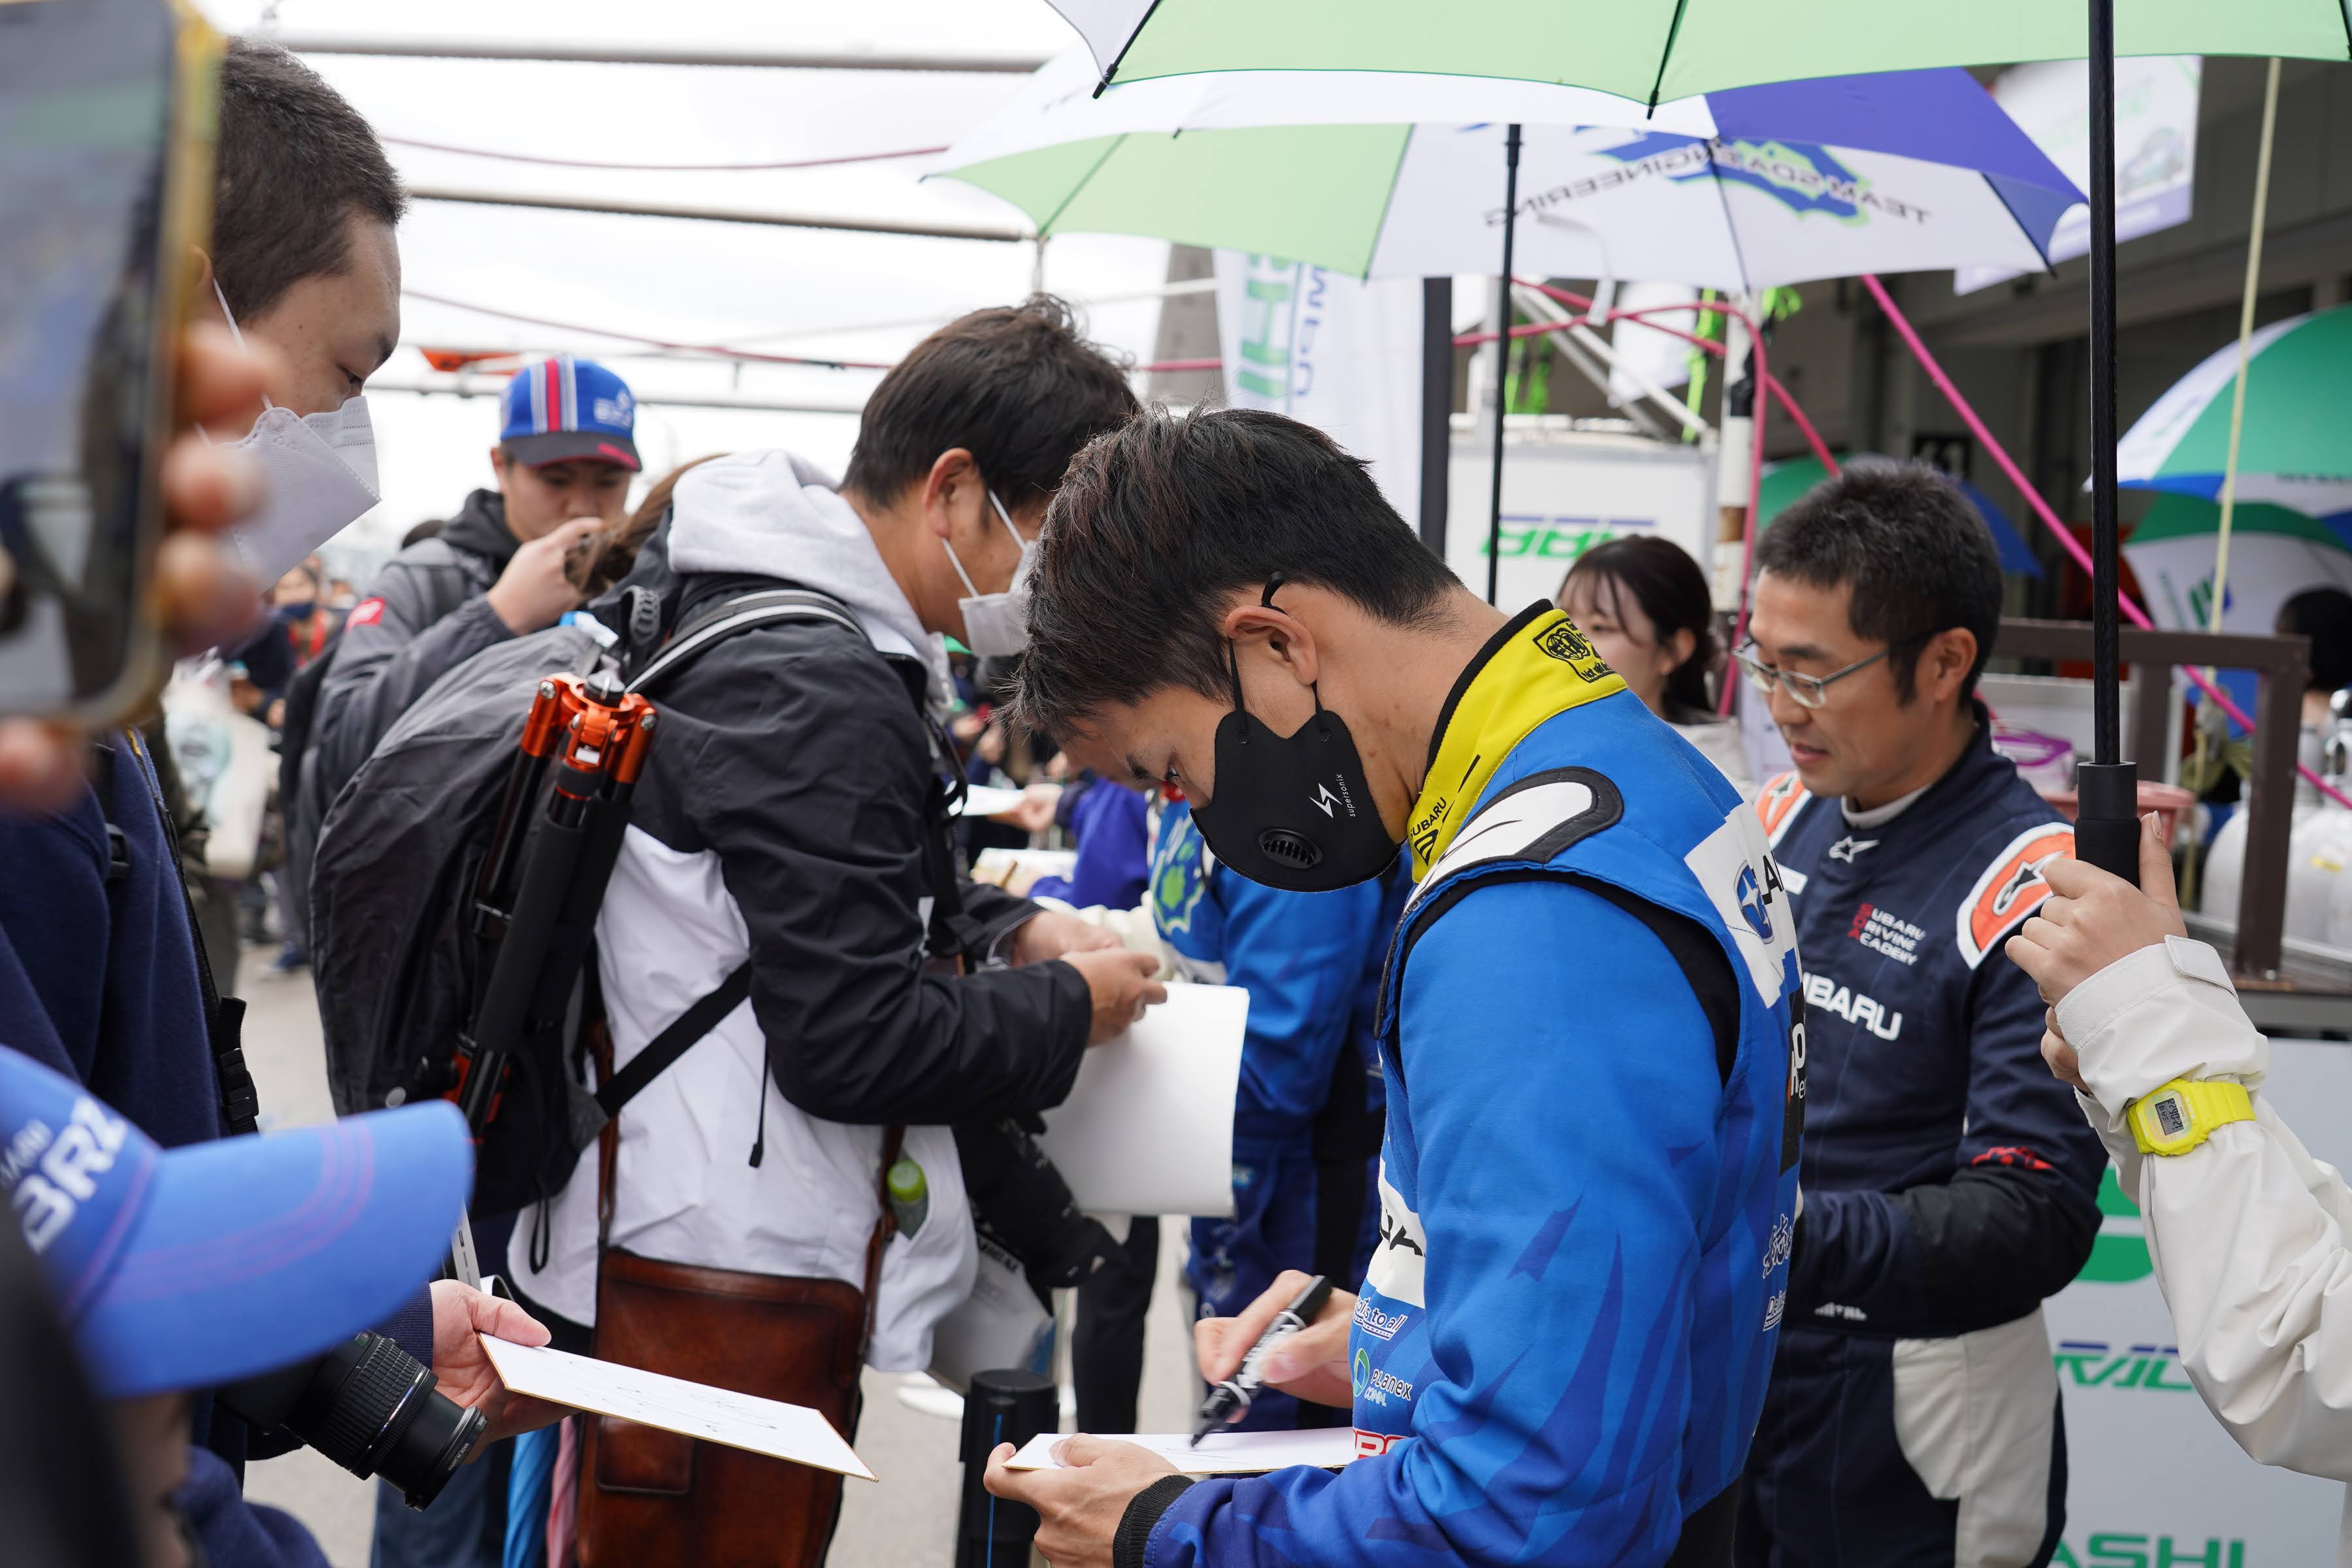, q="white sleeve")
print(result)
[2059,938,2352,1481]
